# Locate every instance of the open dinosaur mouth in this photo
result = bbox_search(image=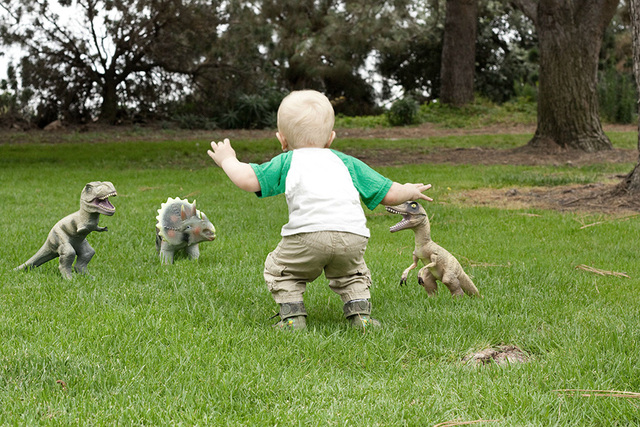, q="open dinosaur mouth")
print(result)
[386,206,409,232]
[92,192,117,214]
